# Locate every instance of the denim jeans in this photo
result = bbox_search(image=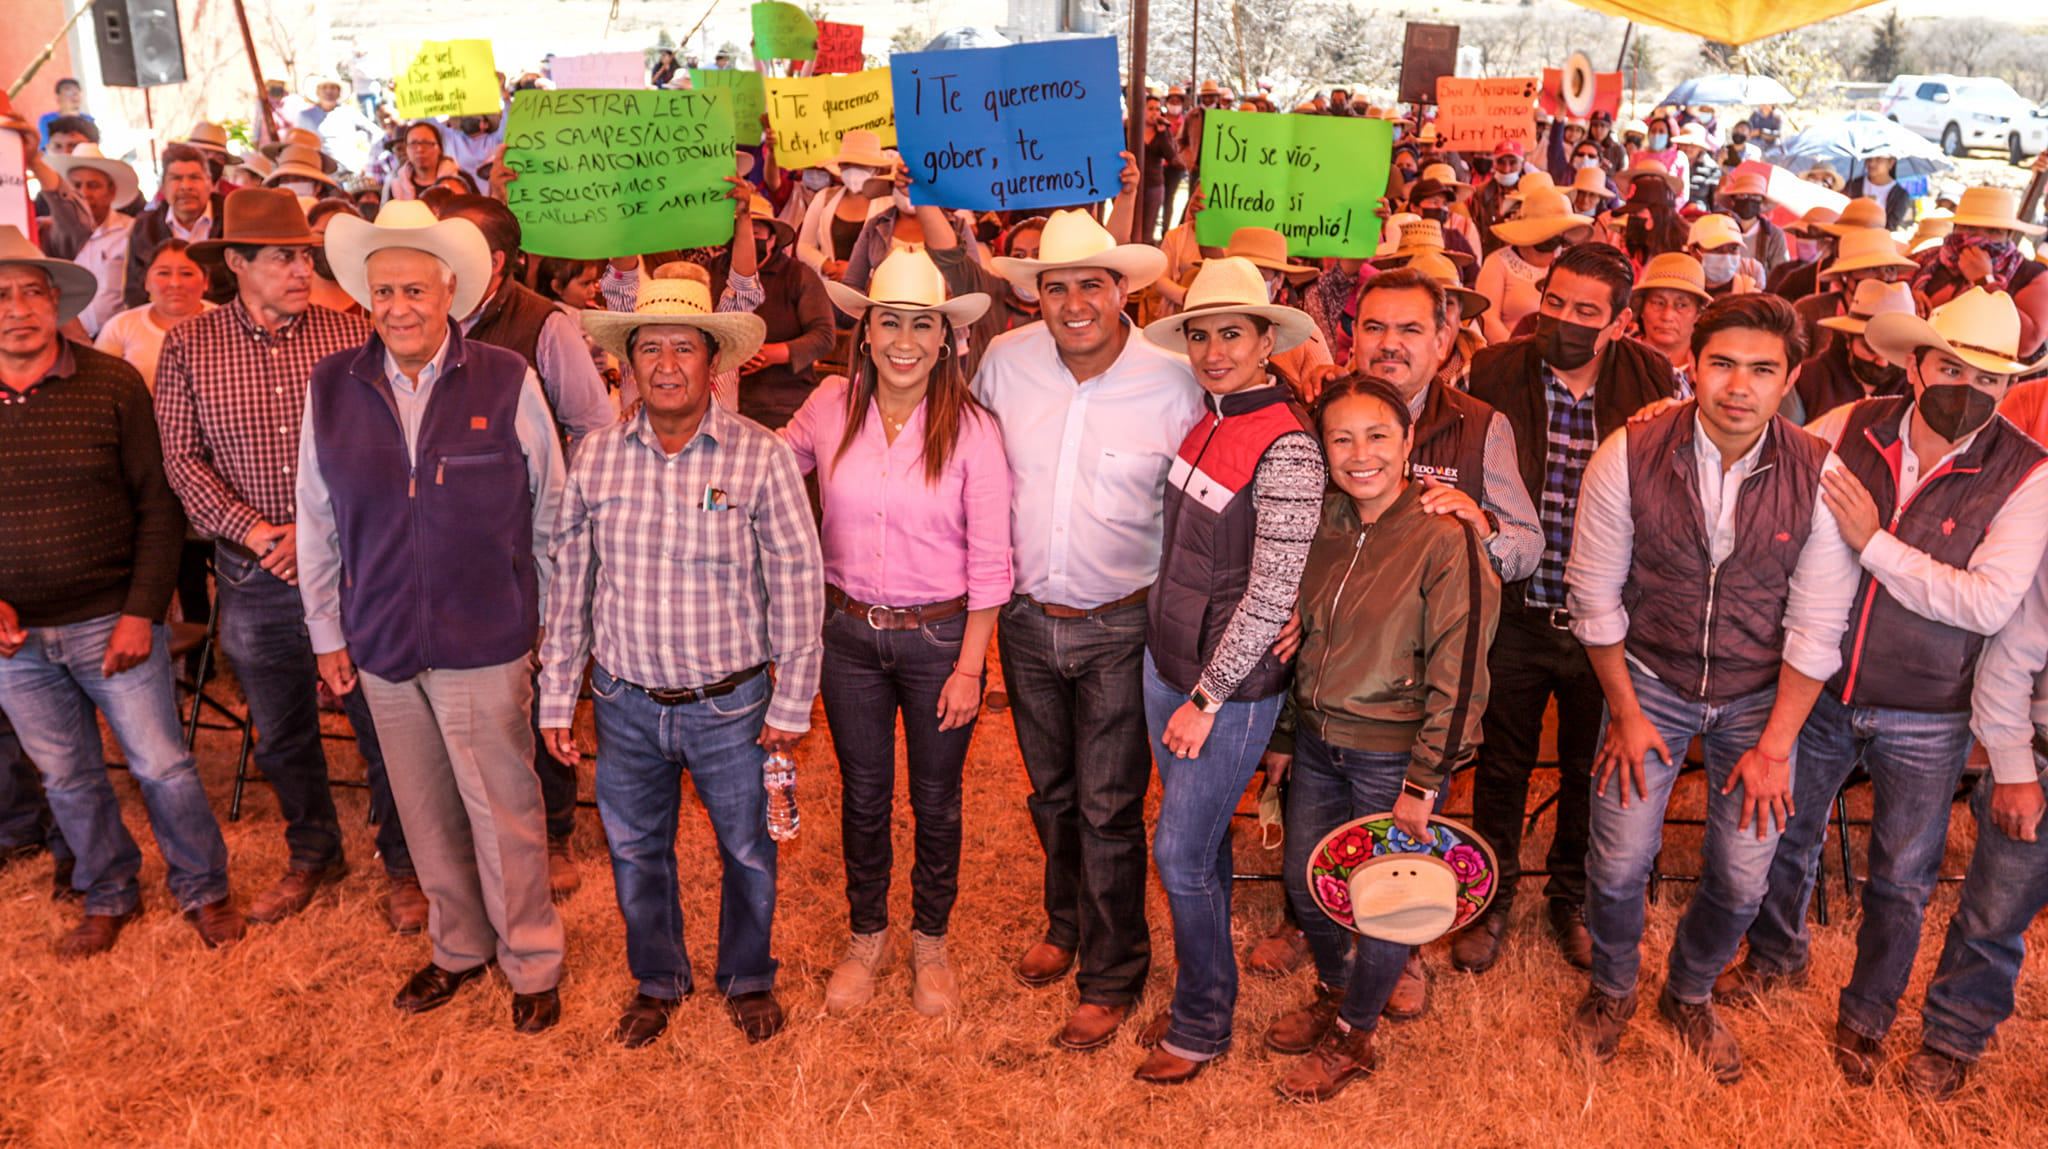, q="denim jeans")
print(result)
[1144,654,1282,1059]
[214,544,410,876]
[997,595,1153,1006]
[1743,690,1973,1039]
[820,607,976,937]
[0,723,70,861]
[1281,727,1414,1032]
[1585,667,1785,1003]
[0,614,229,914]
[590,663,778,1000]
[1918,754,2048,1062]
